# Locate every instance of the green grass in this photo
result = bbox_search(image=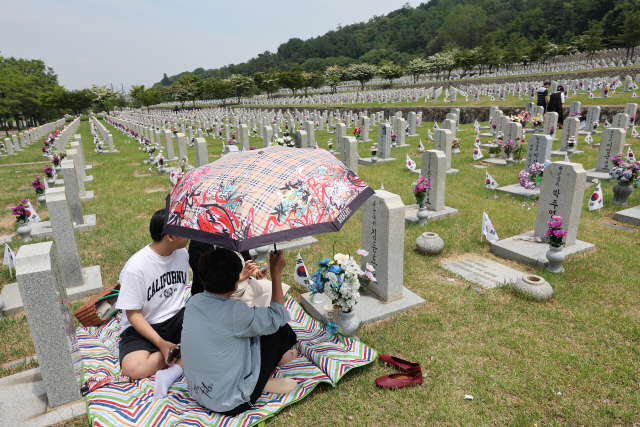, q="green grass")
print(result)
[1,117,639,426]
